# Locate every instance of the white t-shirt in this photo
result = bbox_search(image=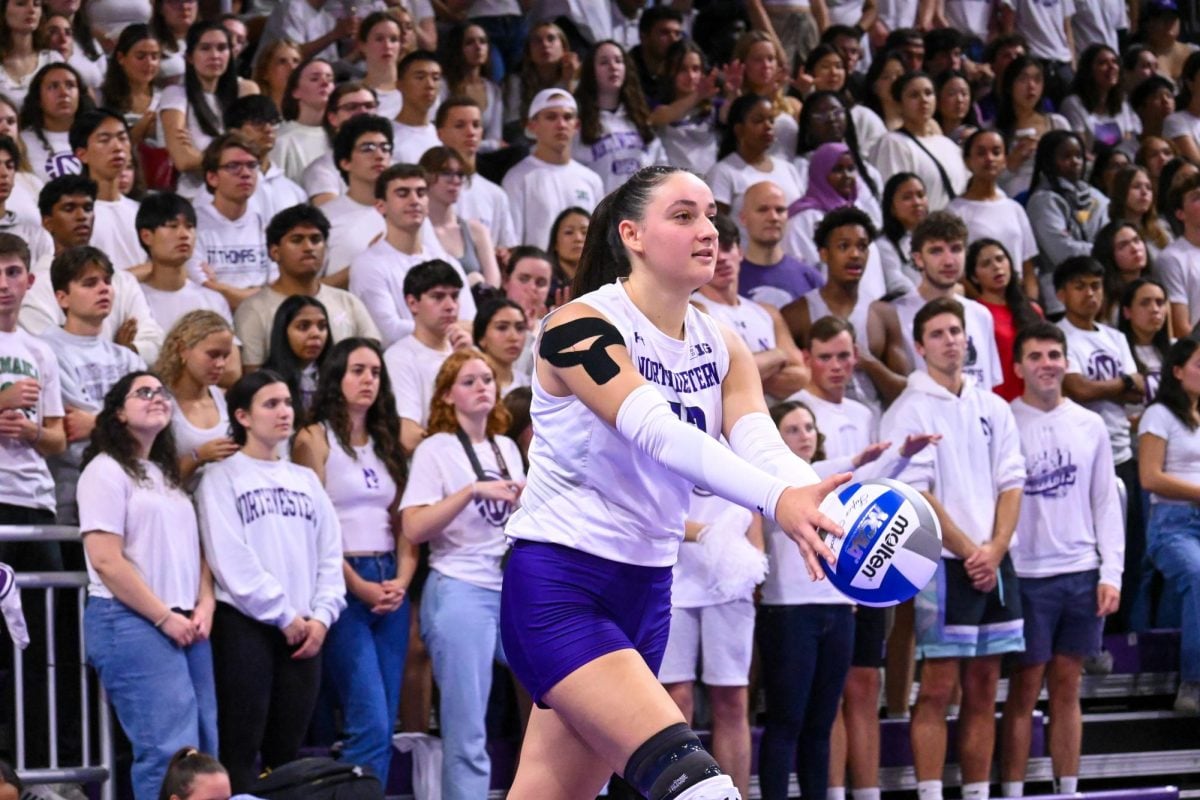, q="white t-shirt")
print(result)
[458,172,518,249]
[68,48,107,91]
[506,280,734,567]
[385,334,452,425]
[1009,398,1124,588]
[767,110,799,162]
[141,279,233,333]
[1070,0,1127,52]
[1139,403,1200,505]
[400,432,525,592]
[197,451,347,628]
[657,108,719,177]
[0,328,64,512]
[170,385,229,481]
[21,129,80,182]
[79,454,202,609]
[322,194,386,276]
[1059,95,1141,151]
[873,131,968,212]
[0,51,62,110]
[87,0,152,39]
[250,163,308,223]
[322,425,398,554]
[1157,236,1200,332]
[233,284,381,366]
[1057,318,1137,465]
[696,294,775,353]
[272,121,329,185]
[502,154,605,247]
[706,153,805,240]
[1163,111,1200,148]
[300,150,340,200]
[0,212,52,268]
[10,172,45,227]
[348,237,476,347]
[948,194,1039,269]
[877,0,919,30]
[945,0,993,37]
[91,197,144,271]
[1000,0,1075,63]
[391,121,442,165]
[191,202,273,290]
[893,292,1004,390]
[571,106,668,196]
[158,86,222,198]
[257,0,338,64]
[882,371,1027,557]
